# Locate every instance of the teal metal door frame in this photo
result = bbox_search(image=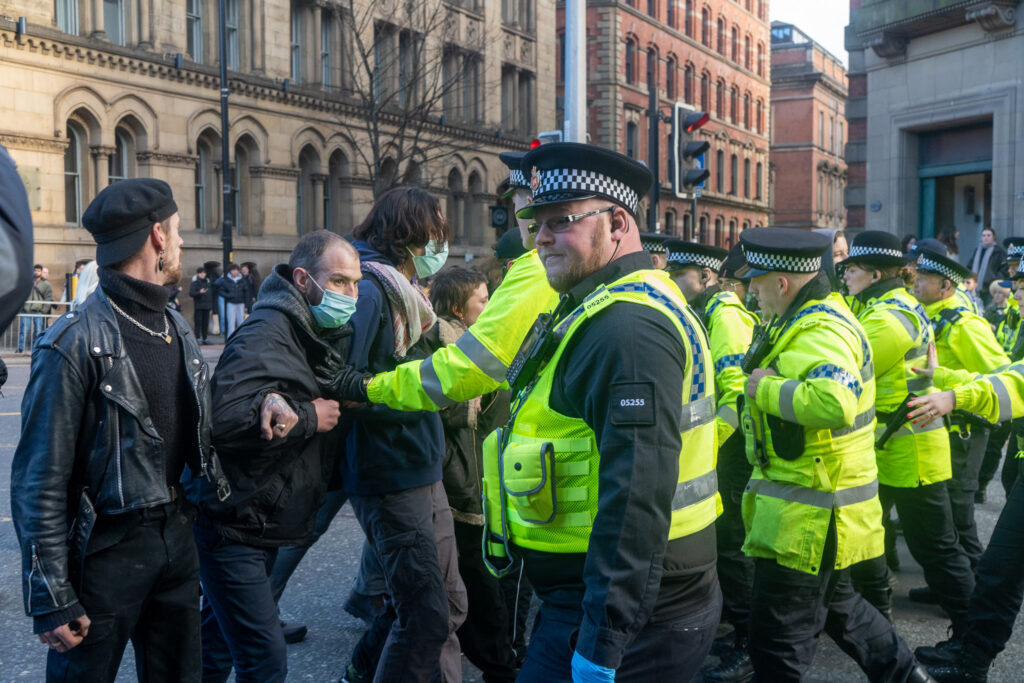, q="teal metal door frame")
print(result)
[917,160,992,238]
